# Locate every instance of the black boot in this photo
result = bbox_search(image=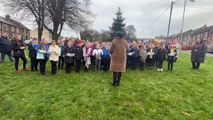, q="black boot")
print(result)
[113,72,117,86]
